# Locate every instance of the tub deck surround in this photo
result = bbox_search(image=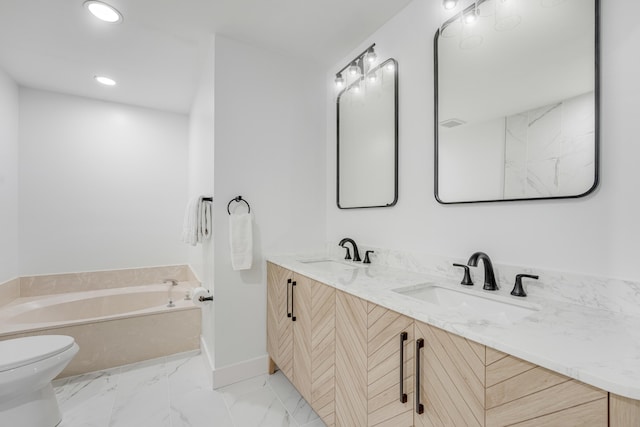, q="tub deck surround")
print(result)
[0,282,202,378]
[0,282,199,336]
[0,277,19,307]
[19,264,194,298]
[267,253,640,401]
